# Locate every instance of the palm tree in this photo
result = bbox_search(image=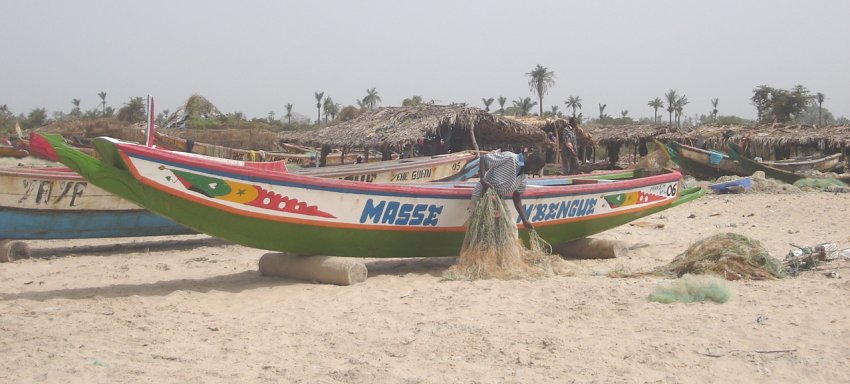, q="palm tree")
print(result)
[674,95,689,128]
[598,103,607,121]
[549,105,560,117]
[481,97,494,112]
[285,103,293,126]
[314,92,324,125]
[162,109,170,121]
[323,97,334,123]
[816,92,825,126]
[497,96,507,115]
[710,98,719,122]
[363,87,381,110]
[621,110,629,118]
[647,97,663,124]
[98,91,107,116]
[268,111,276,123]
[564,96,582,118]
[526,64,555,116]
[664,89,678,128]
[70,99,81,118]
[513,97,537,116]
